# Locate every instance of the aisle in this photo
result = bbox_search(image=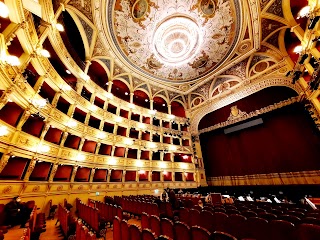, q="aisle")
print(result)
[39,219,64,240]
[4,225,24,240]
